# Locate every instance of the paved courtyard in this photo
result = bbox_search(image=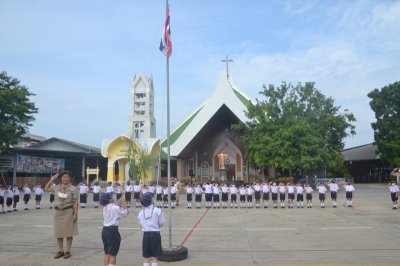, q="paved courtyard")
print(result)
[0,183,399,265]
